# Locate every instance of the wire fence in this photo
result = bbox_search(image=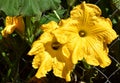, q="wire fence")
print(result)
[94,38,120,83]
